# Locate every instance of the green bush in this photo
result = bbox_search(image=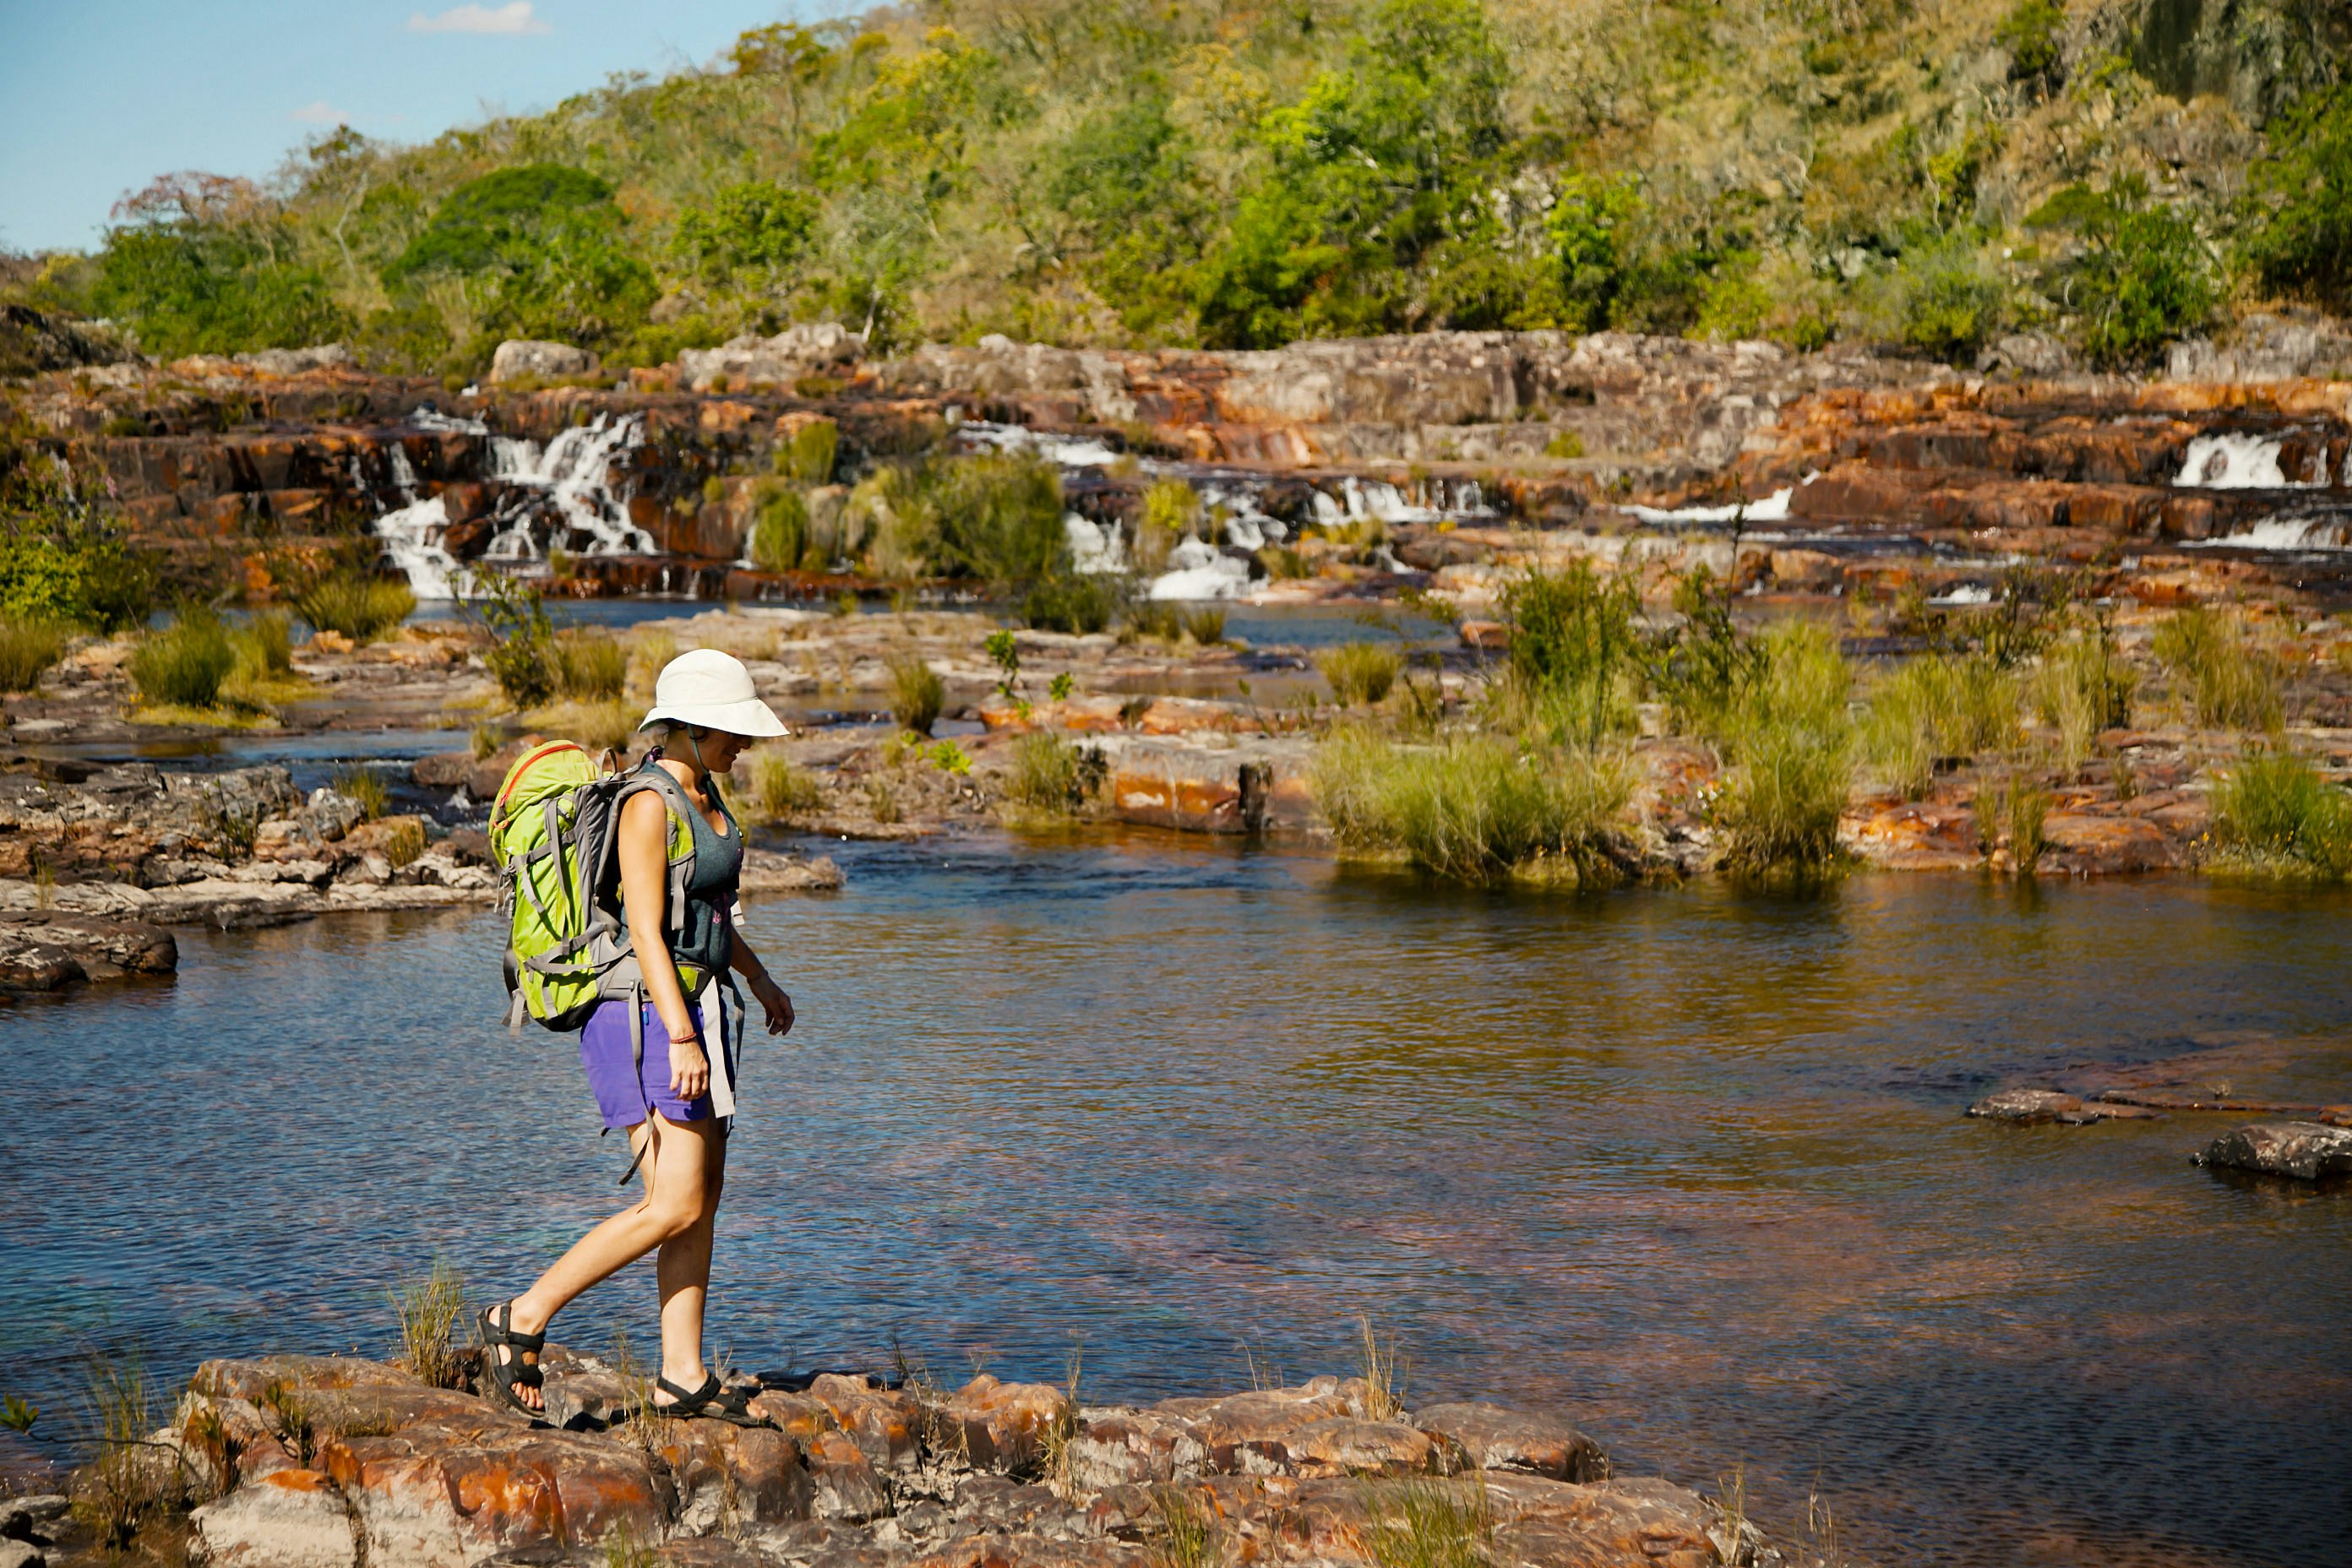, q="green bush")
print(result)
[2244,83,2352,311]
[1309,728,1632,885]
[553,632,627,700]
[294,574,415,642]
[2210,748,2352,879]
[0,615,68,692]
[1900,238,2008,359]
[1320,640,1402,706]
[471,574,557,709]
[1183,606,1228,645]
[751,482,810,572]
[1008,731,1105,814]
[1022,573,1124,634]
[1995,0,2065,82]
[1716,622,1855,877]
[2044,182,2218,368]
[745,750,825,822]
[2152,607,2282,732]
[1499,559,1642,749]
[866,455,1068,588]
[129,609,238,708]
[775,418,840,485]
[0,520,154,632]
[889,654,945,735]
